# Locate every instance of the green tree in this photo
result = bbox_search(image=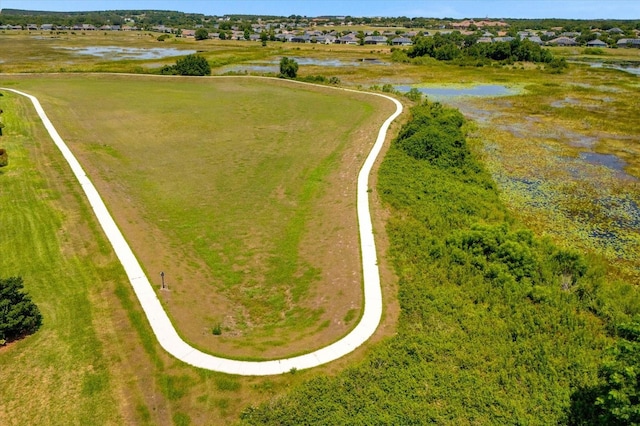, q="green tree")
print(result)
[0,277,43,343]
[173,54,211,76]
[279,57,299,79]
[195,28,209,41]
[569,319,640,425]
